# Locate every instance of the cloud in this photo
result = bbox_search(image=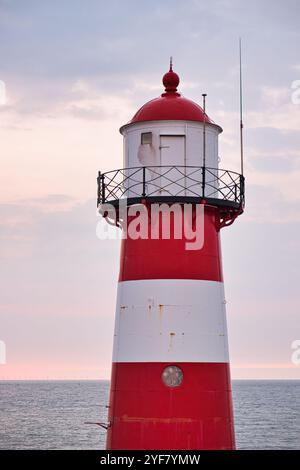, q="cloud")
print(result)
[19,194,75,205]
[250,154,299,173]
[246,127,300,153]
[0,196,120,378]
[244,127,300,175]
